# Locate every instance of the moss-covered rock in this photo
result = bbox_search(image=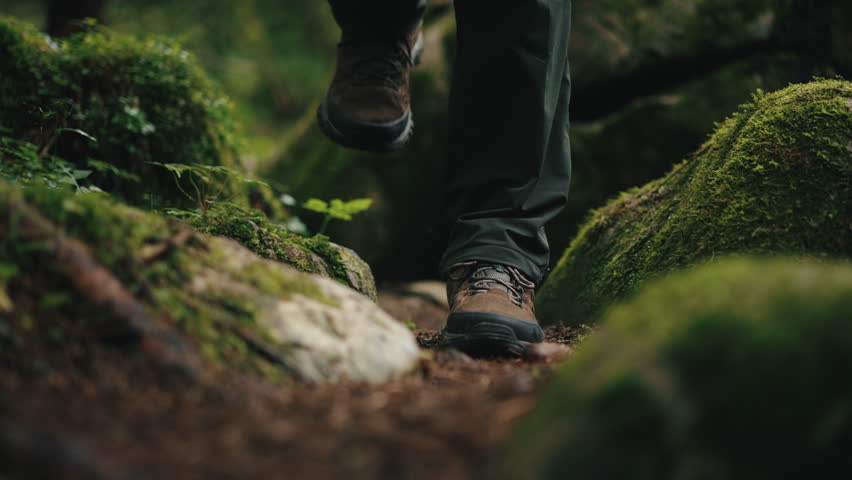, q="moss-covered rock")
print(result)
[0,182,415,383]
[0,16,242,207]
[190,204,377,301]
[538,79,852,325]
[502,257,852,479]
